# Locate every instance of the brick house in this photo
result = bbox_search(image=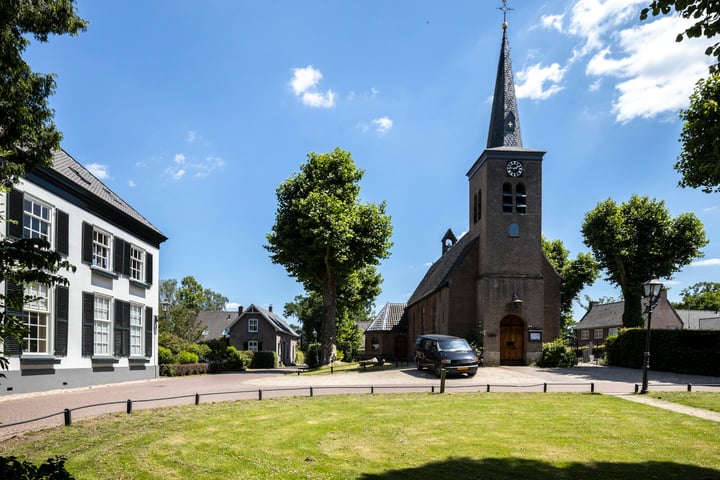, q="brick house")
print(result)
[405,21,562,366]
[198,304,299,366]
[1,149,166,395]
[573,290,683,348]
[364,302,408,361]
